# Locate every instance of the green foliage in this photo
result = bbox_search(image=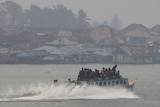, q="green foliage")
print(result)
[110,15,122,30]
[0,1,91,29]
